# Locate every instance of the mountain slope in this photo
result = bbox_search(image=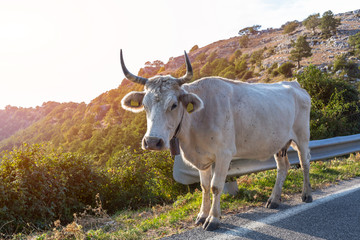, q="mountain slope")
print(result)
[0,102,60,142]
[1,9,360,157]
[0,81,146,162]
[158,10,360,81]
